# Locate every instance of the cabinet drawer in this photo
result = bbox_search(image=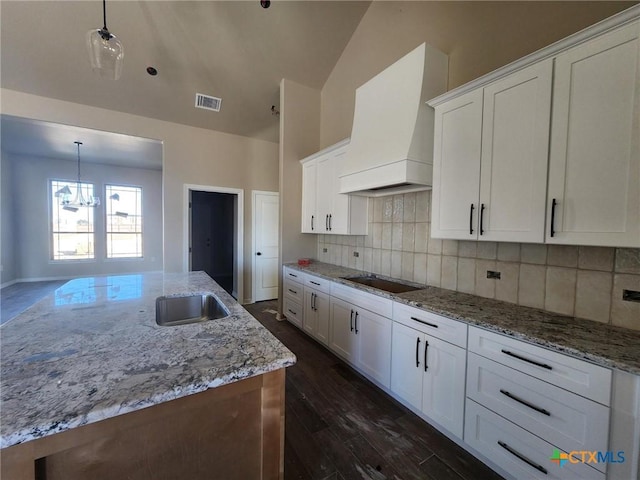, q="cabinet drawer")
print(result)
[468,327,611,405]
[284,279,304,303]
[283,298,302,329]
[467,353,609,465]
[465,400,604,480]
[330,282,392,318]
[283,266,306,285]
[304,274,331,294]
[393,302,467,348]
